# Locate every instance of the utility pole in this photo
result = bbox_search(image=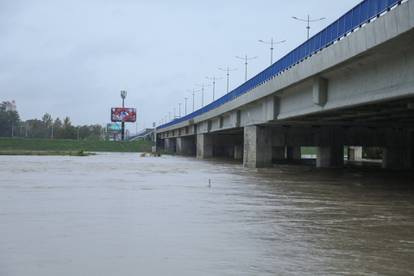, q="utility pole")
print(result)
[258,38,286,65]
[292,14,326,40]
[187,88,201,112]
[196,84,211,107]
[120,90,127,141]
[236,55,258,81]
[184,97,188,115]
[218,66,237,94]
[206,76,223,101]
[192,90,195,111]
